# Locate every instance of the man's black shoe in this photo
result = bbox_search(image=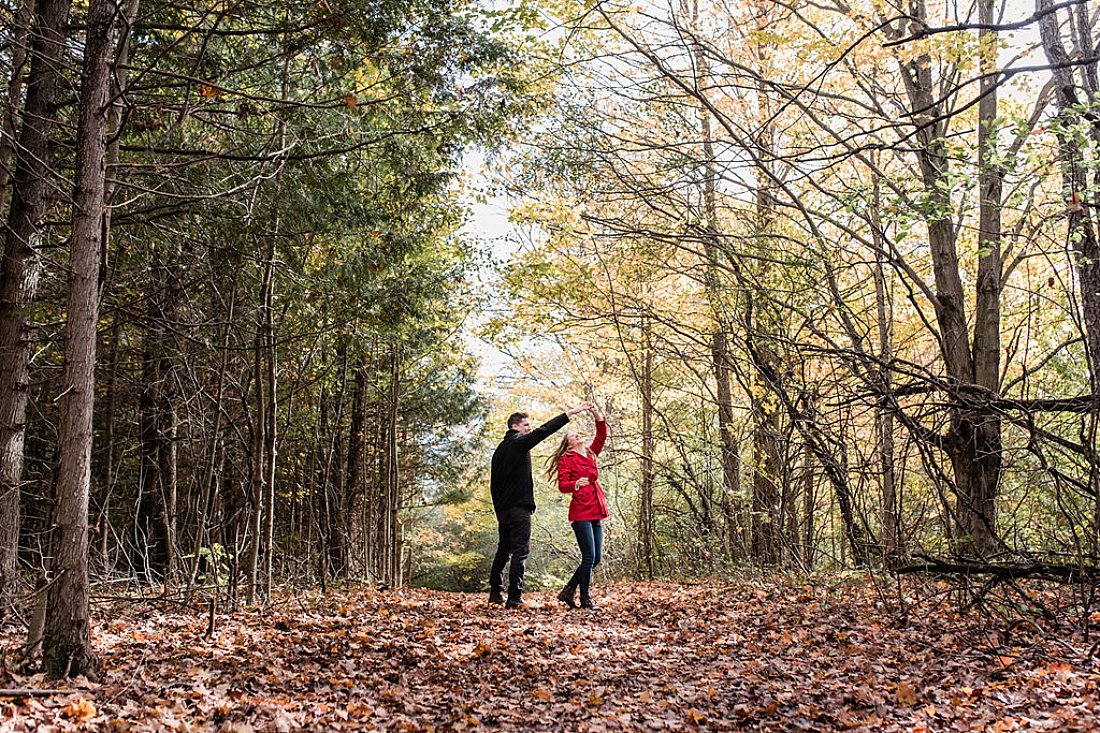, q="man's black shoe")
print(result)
[580,595,596,609]
[505,596,527,609]
[488,589,505,605]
